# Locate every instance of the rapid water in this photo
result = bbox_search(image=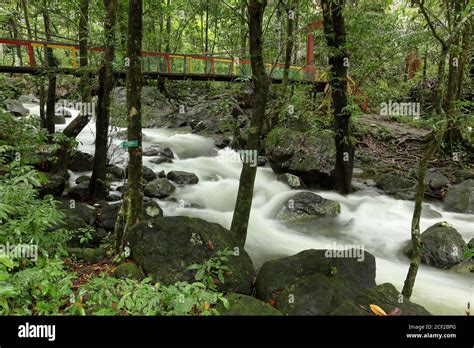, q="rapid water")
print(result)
[25,104,474,315]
